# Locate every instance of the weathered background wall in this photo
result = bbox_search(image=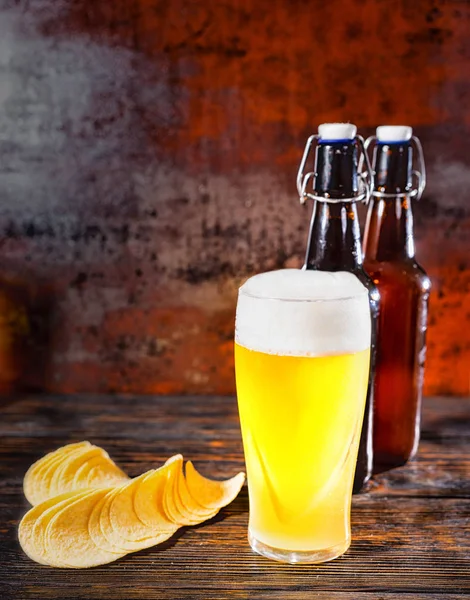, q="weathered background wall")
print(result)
[0,0,468,395]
